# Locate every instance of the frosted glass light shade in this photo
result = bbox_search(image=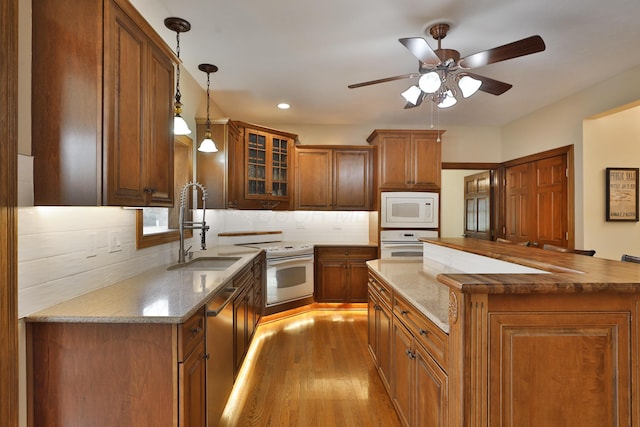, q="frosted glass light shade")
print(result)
[401,85,422,105]
[437,90,457,108]
[458,75,482,98]
[174,115,192,135]
[198,137,218,153]
[418,72,441,93]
